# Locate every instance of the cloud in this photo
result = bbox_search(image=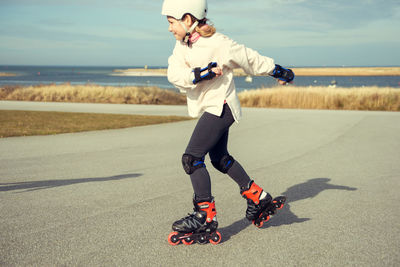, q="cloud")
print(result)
[210,0,400,50]
[1,0,398,66]
[0,36,110,51]
[212,0,399,32]
[0,0,161,10]
[0,0,167,43]
[36,18,75,27]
